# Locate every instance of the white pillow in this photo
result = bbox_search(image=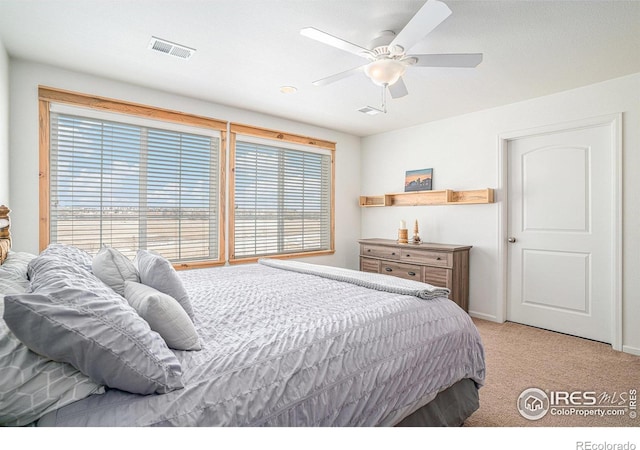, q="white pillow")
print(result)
[92,247,139,296]
[124,281,201,351]
[136,250,195,319]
